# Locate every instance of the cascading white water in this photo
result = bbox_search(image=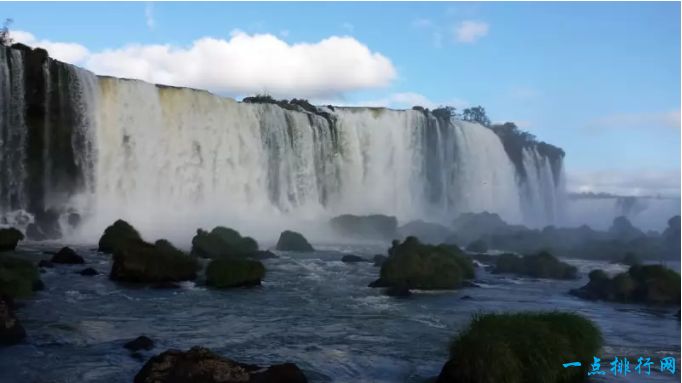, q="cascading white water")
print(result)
[0,45,568,241]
